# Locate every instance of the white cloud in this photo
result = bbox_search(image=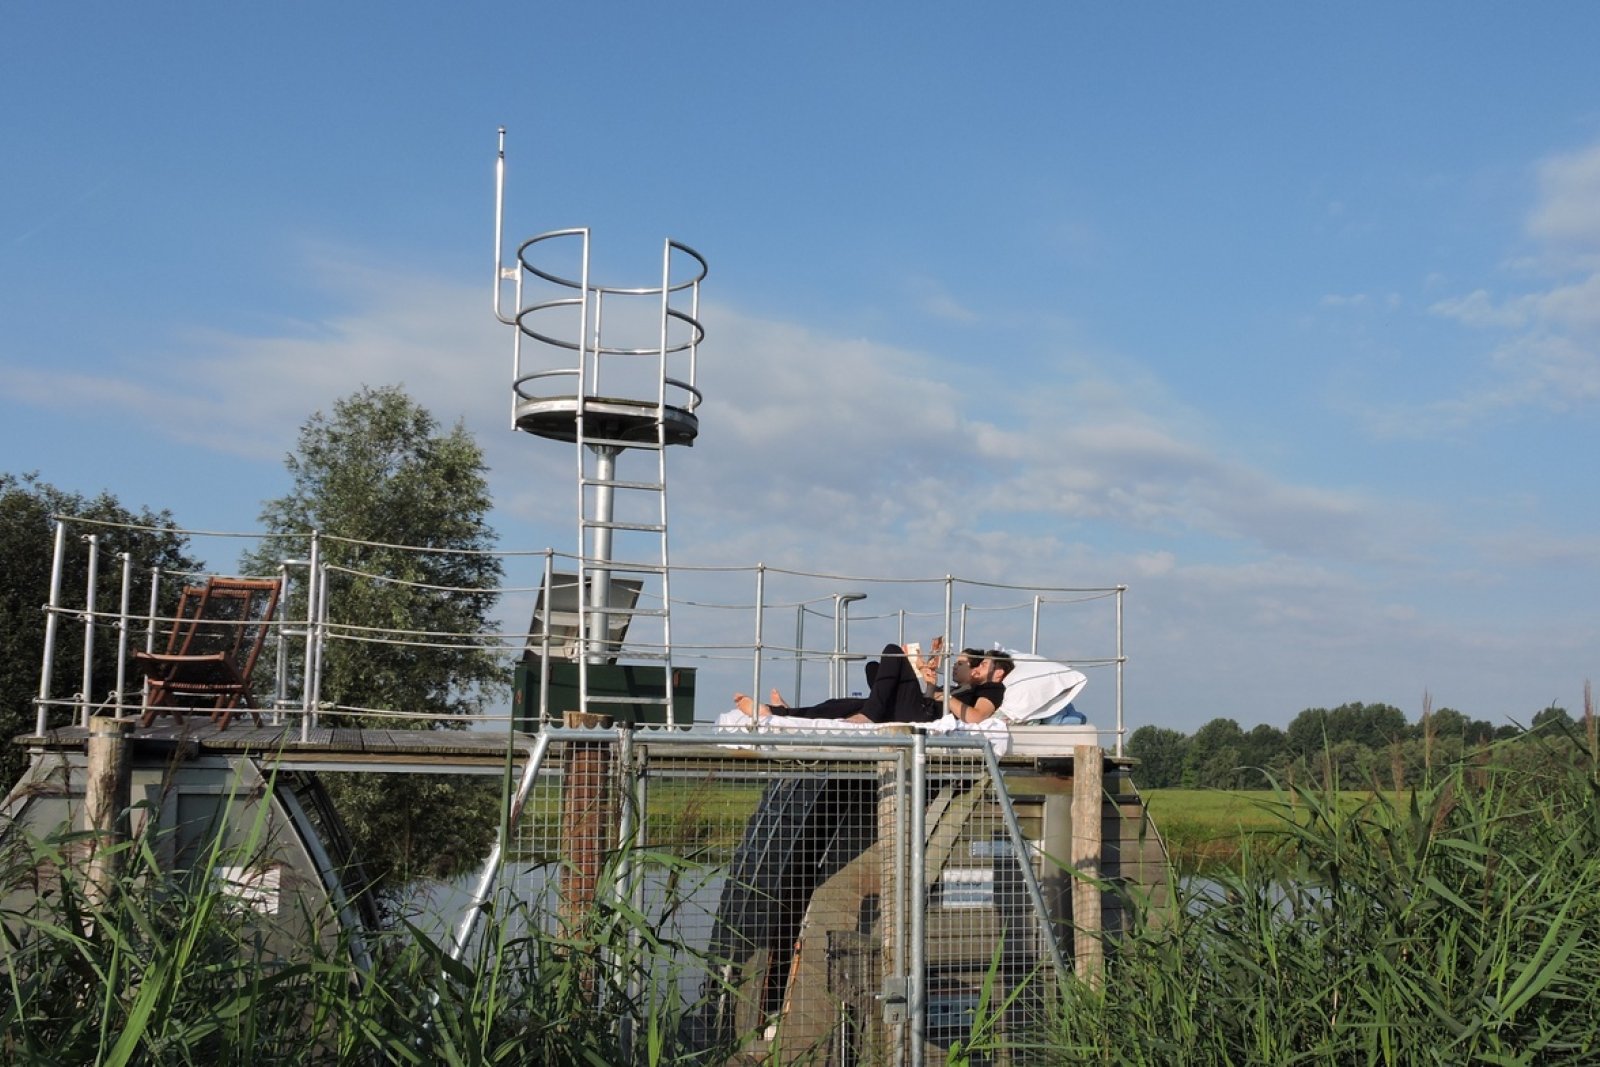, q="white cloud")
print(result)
[2,247,509,465]
[905,276,980,323]
[1428,288,1529,330]
[10,266,1396,576]
[1401,140,1600,430]
[1528,142,1600,254]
